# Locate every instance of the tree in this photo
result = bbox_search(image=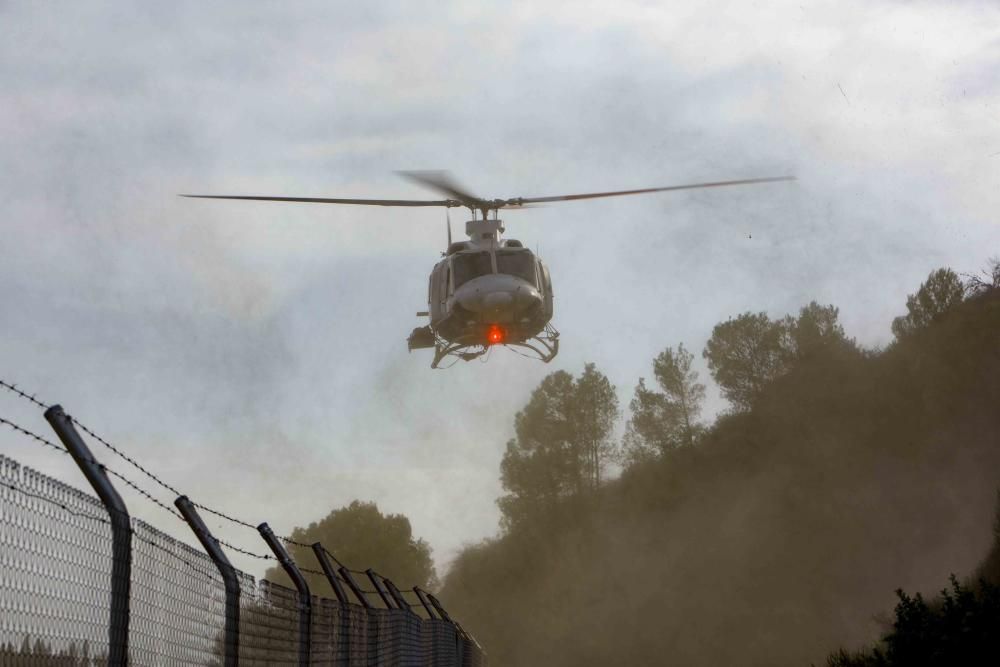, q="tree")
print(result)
[572,363,621,489]
[703,304,854,411]
[498,363,619,528]
[963,257,1000,297]
[791,301,851,359]
[622,344,705,466]
[263,500,437,598]
[891,268,965,340]
[703,312,792,411]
